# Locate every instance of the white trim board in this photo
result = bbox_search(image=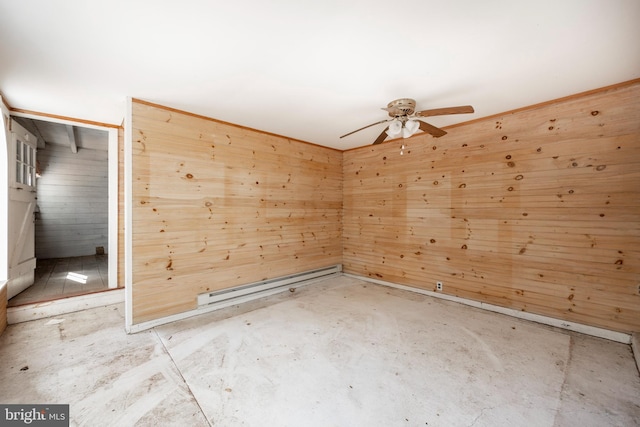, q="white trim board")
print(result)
[1,98,11,282]
[124,98,133,332]
[107,126,118,288]
[345,273,632,344]
[7,288,124,324]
